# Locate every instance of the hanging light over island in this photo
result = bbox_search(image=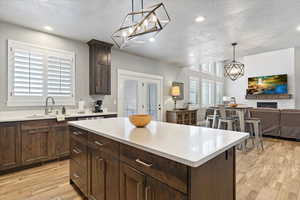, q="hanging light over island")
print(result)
[111,0,171,48]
